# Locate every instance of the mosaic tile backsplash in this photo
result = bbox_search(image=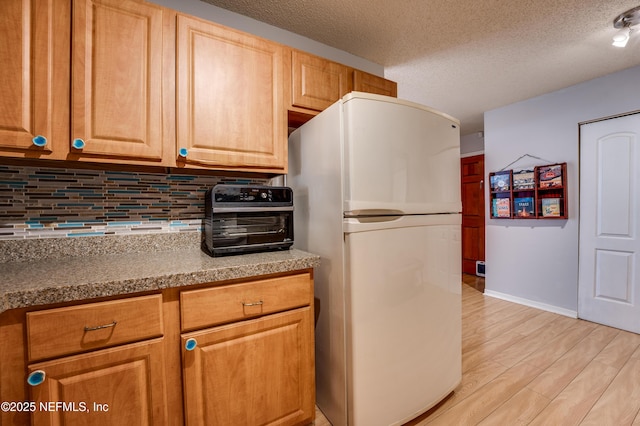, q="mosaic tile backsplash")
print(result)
[0,165,270,239]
